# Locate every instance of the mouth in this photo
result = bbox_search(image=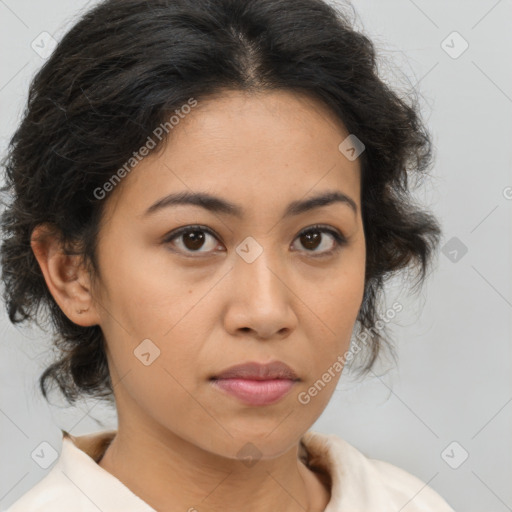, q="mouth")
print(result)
[209,360,300,406]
